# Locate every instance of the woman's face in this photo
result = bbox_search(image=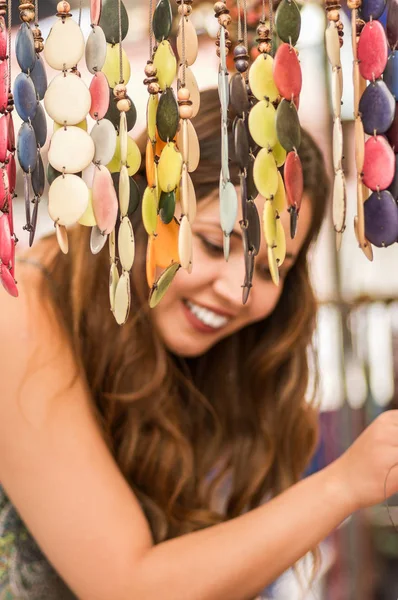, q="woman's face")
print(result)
[152,191,313,357]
